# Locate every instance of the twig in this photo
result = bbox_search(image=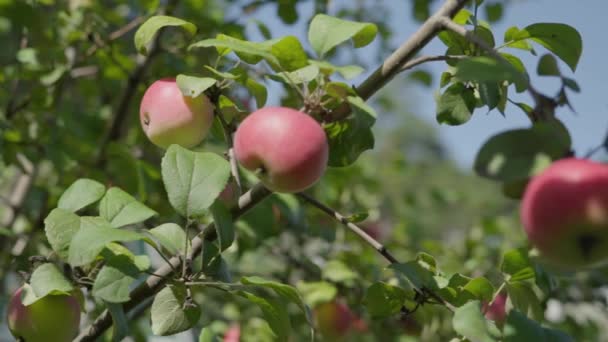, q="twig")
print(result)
[399,54,466,73]
[215,107,243,195]
[74,182,272,341]
[296,192,454,312]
